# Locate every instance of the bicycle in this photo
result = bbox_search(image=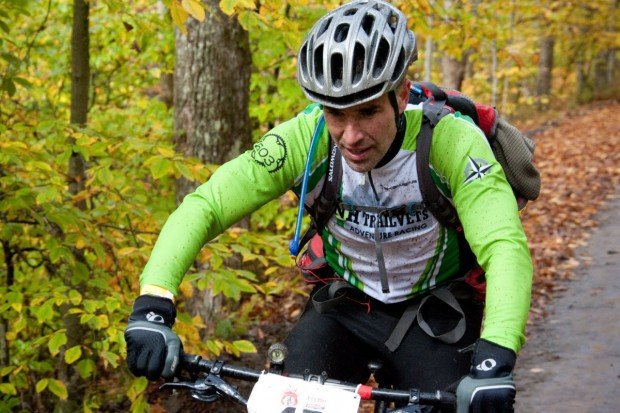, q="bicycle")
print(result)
[160,343,457,413]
